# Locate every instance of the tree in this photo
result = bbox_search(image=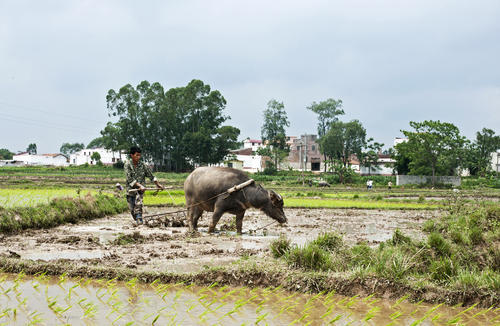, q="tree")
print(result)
[398,120,466,183]
[60,142,84,155]
[105,79,239,171]
[0,148,14,160]
[392,142,411,175]
[464,128,500,176]
[26,143,37,155]
[87,137,106,149]
[320,120,367,183]
[360,139,384,175]
[90,152,101,165]
[307,98,344,171]
[260,99,290,169]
